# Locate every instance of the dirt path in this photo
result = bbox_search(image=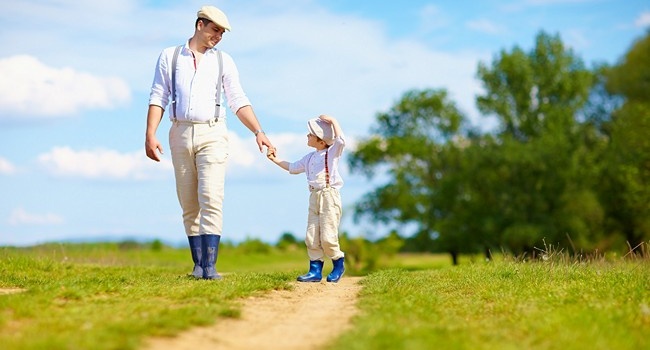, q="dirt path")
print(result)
[143,276,363,350]
[0,288,26,295]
